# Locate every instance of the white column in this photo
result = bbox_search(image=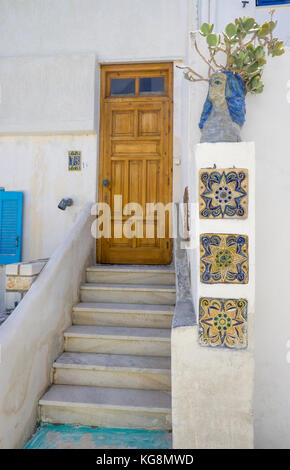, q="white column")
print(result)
[172,142,255,449]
